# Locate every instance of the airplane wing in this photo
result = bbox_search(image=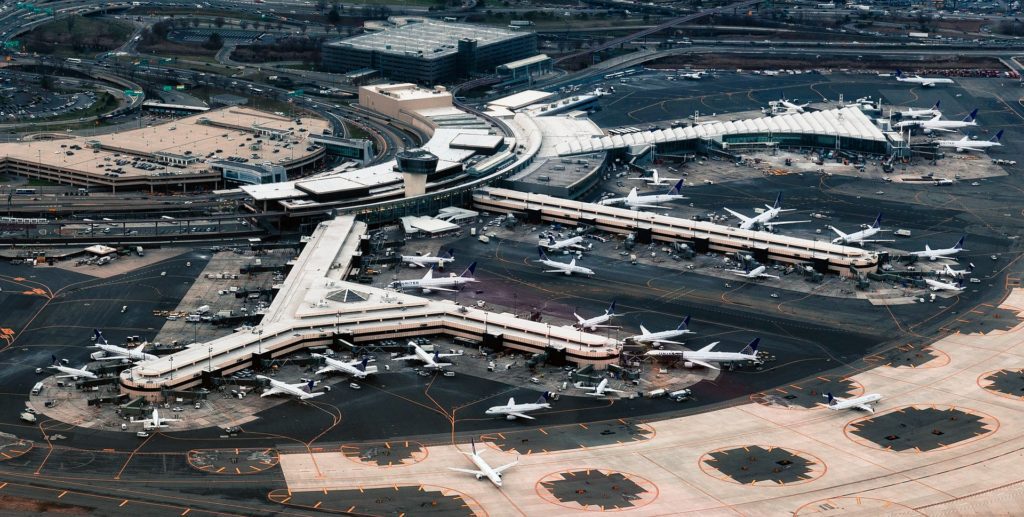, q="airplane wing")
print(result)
[764,220,811,227]
[494,461,518,474]
[96,355,129,361]
[314,366,337,375]
[727,269,749,276]
[448,467,486,476]
[759,273,781,279]
[427,362,453,368]
[300,392,325,400]
[828,226,848,239]
[627,203,666,209]
[435,352,463,358]
[406,261,424,268]
[423,286,458,292]
[603,387,626,394]
[544,269,568,274]
[508,412,535,420]
[723,208,752,224]
[584,392,606,396]
[689,359,720,370]
[857,239,895,243]
[928,127,956,133]
[651,339,688,346]
[261,386,285,397]
[856,403,875,413]
[393,354,418,361]
[587,324,622,329]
